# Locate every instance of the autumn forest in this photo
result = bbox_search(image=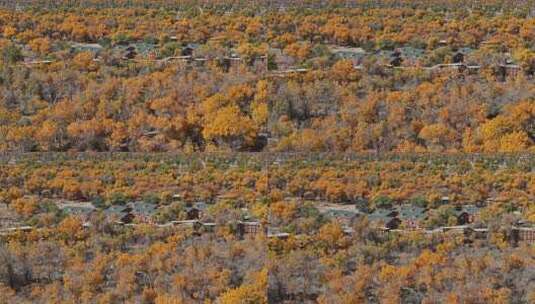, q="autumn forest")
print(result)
[0,1,534,303]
